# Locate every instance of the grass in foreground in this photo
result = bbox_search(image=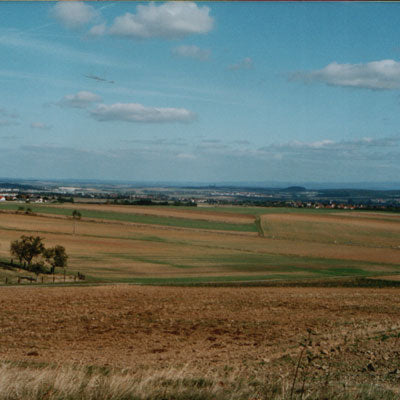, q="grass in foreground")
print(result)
[0,362,397,400]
